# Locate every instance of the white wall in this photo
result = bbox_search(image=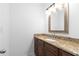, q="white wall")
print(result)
[0,3,50,56]
[0,4,10,56]
[69,3,79,37]
[9,3,46,56]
